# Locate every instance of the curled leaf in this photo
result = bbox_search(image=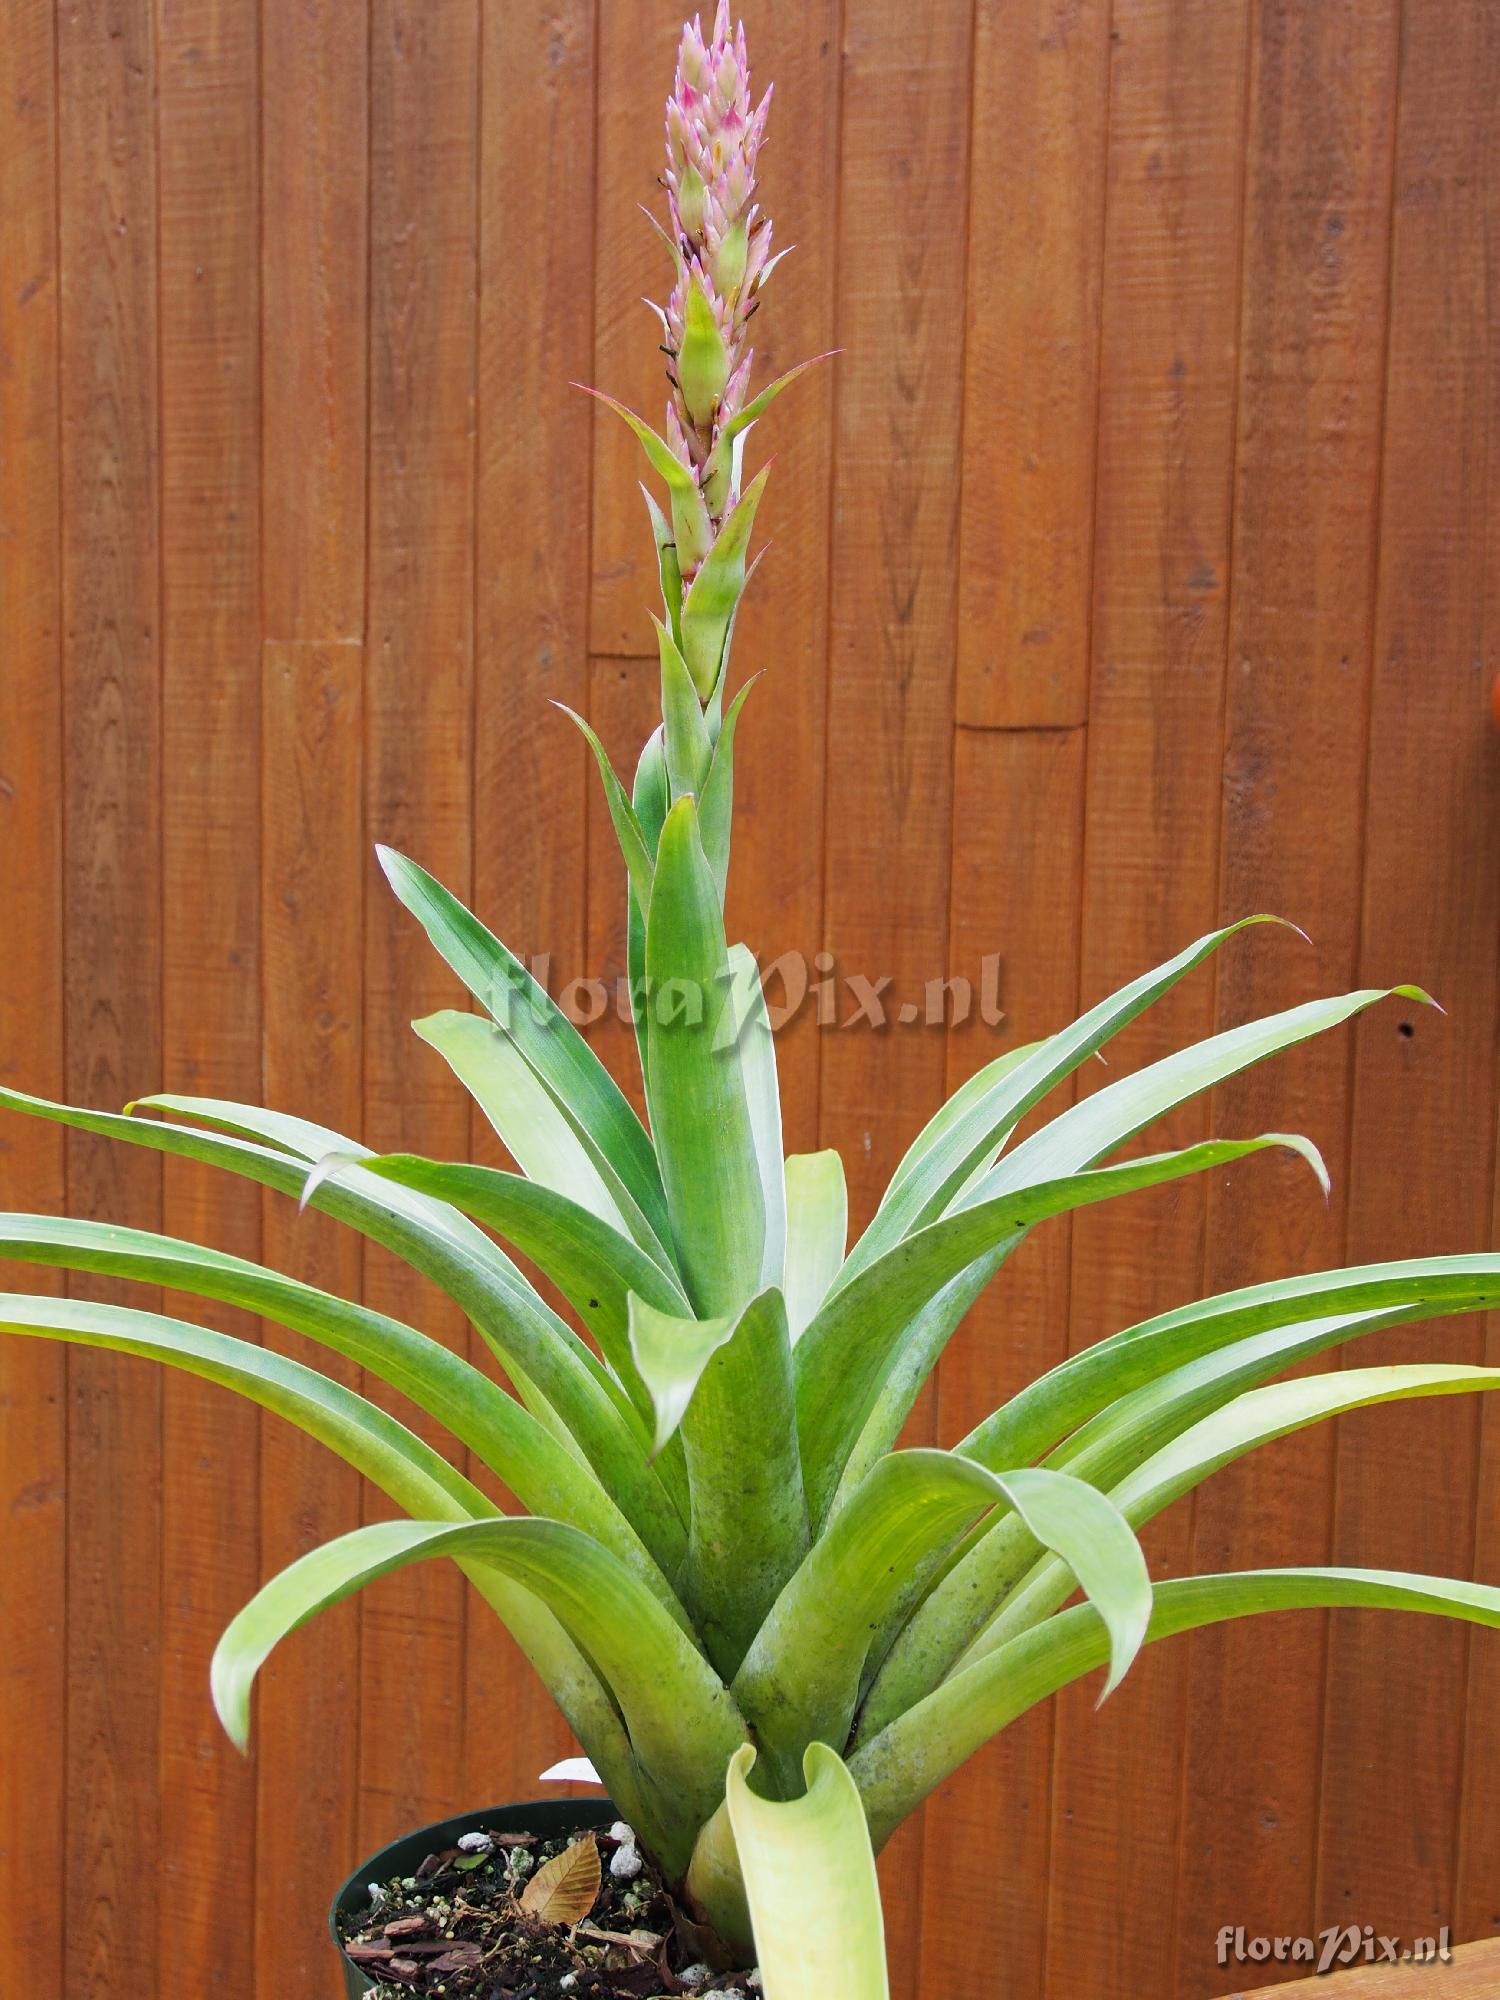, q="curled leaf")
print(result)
[518,1833,603,1926]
